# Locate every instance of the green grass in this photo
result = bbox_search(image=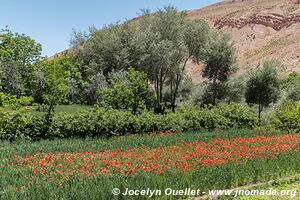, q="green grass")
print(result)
[0,129,283,159]
[27,104,93,116]
[238,175,300,200]
[0,130,299,200]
